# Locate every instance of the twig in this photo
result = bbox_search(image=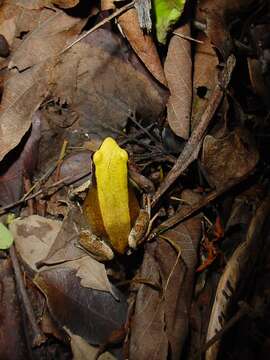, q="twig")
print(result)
[151,55,236,207]
[150,174,249,238]
[0,169,91,215]
[60,1,135,54]
[173,31,204,44]
[10,245,46,347]
[54,139,68,181]
[199,302,253,356]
